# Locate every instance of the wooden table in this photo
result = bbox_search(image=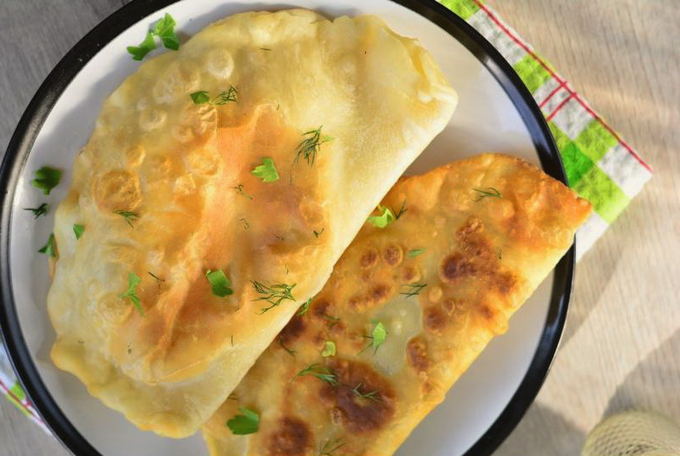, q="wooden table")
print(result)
[1,1,678,454]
